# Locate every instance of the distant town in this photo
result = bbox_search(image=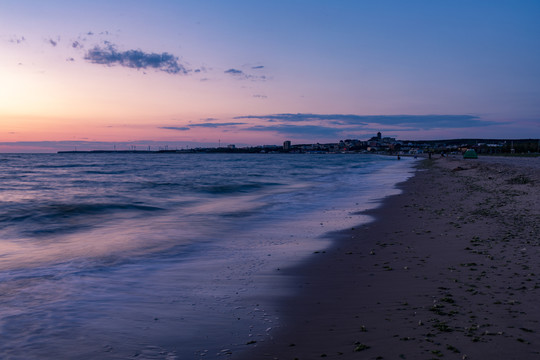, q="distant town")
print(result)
[59,132,540,155]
